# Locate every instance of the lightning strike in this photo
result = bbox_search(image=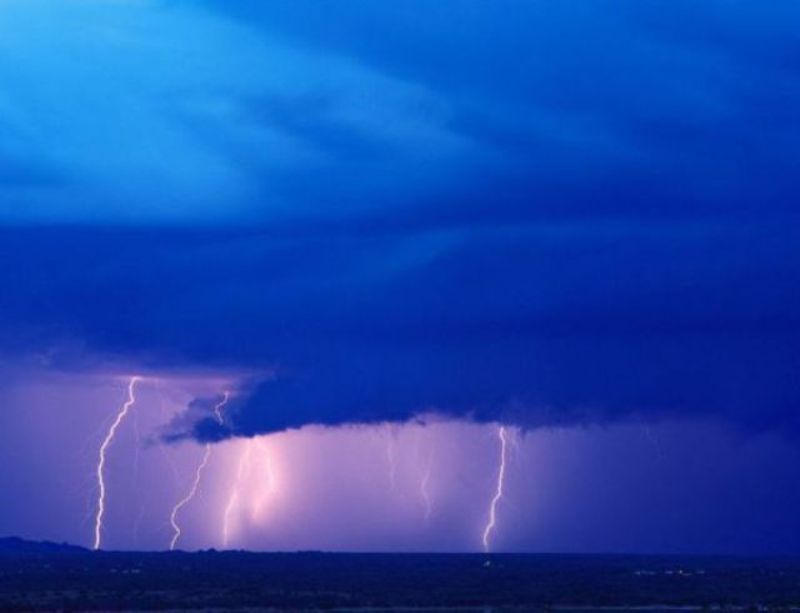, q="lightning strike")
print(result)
[385,426,398,491]
[481,425,508,553]
[222,439,254,547]
[169,445,212,550]
[420,462,433,521]
[93,376,141,551]
[169,392,229,551]
[252,439,277,520]
[213,391,229,425]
